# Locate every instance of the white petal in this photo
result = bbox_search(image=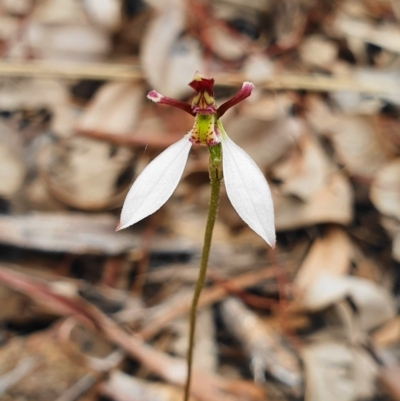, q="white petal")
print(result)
[222,136,276,247]
[118,136,192,230]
